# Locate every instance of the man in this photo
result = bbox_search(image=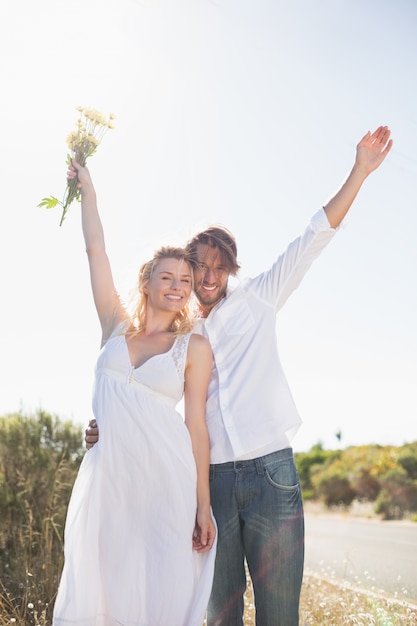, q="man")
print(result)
[86,126,392,624]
